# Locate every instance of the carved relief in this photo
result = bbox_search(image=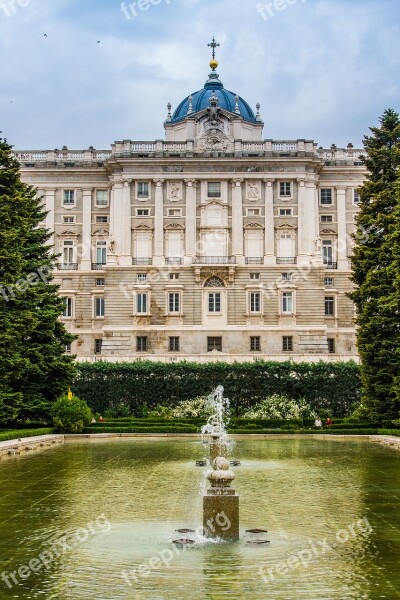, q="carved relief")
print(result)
[247,181,261,200]
[168,181,182,202]
[196,129,230,152]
